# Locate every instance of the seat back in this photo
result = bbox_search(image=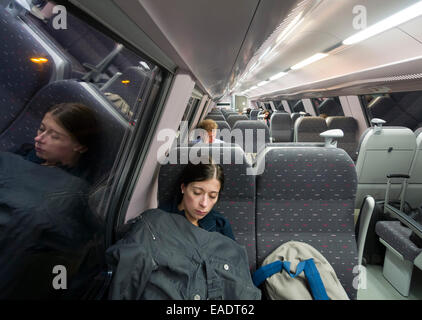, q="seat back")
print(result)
[214,120,231,141]
[355,126,416,208]
[270,112,292,142]
[250,110,260,120]
[294,117,328,142]
[326,116,359,160]
[0,9,53,134]
[0,79,131,186]
[255,146,358,299]
[232,120,270,154]
[223,112,239,121]
[205,114,226,121]
[226,115,249,129]
[158,145,257,271]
